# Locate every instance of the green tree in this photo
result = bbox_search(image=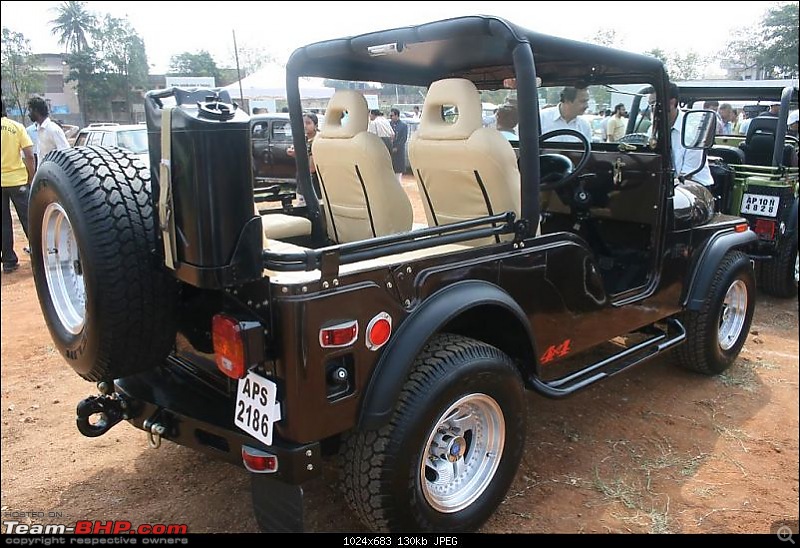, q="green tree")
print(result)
[758,2,799,78]
[1,28,44,121]
[63,49,113,120]
[92,15,149,119]
[643,48,701,81]
[228,43,281,77]
[720,2,798,79]
[50,1,96,53]
[168,51,222,83]
[589,28,624,48]
[669,51,702,81]
[50,1,97,125]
